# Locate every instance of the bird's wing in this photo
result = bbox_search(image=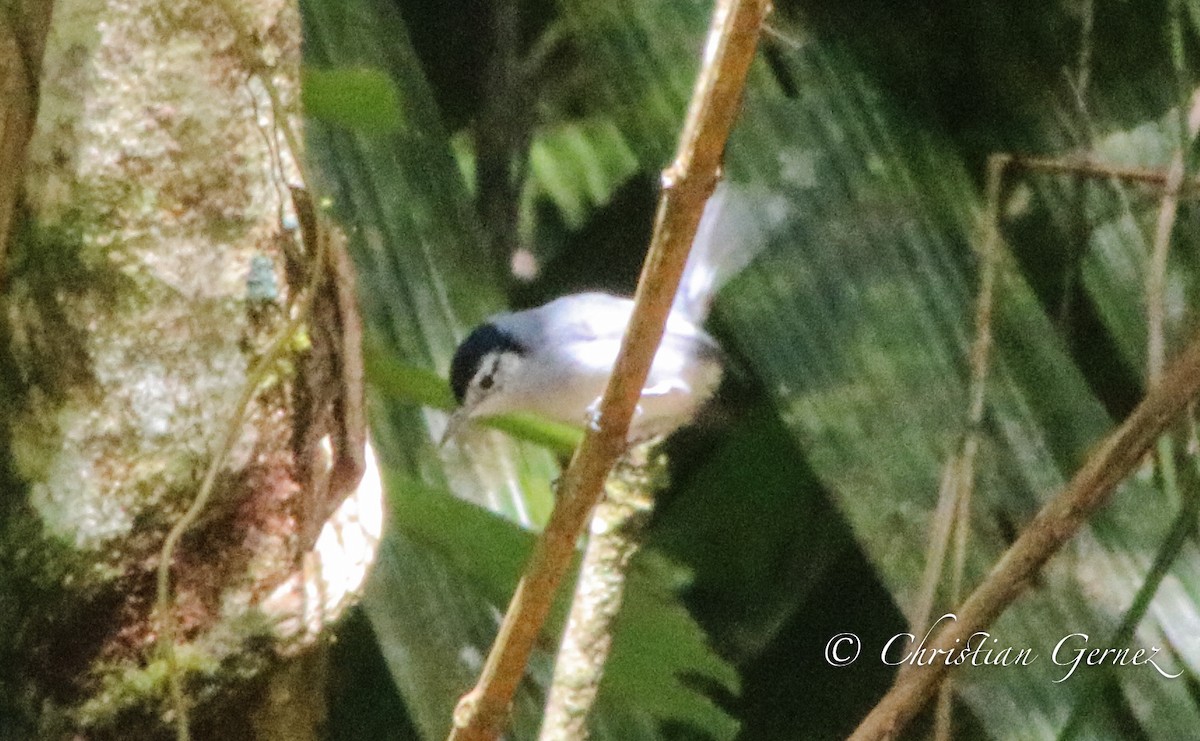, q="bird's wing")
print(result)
[537,293,636,342]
